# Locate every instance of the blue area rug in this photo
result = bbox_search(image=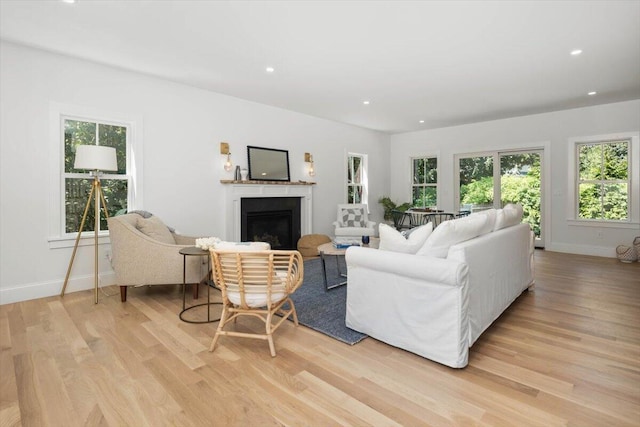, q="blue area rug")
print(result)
[289,257,368,345]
